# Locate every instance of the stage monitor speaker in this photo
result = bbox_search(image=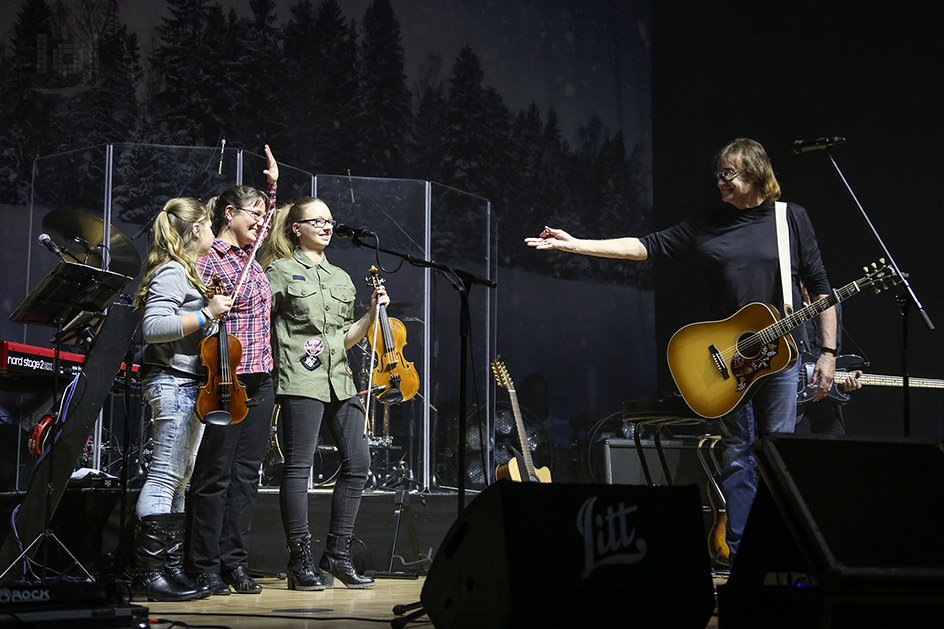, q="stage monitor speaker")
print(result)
[421,479,714,628]
[719,435,944,628]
